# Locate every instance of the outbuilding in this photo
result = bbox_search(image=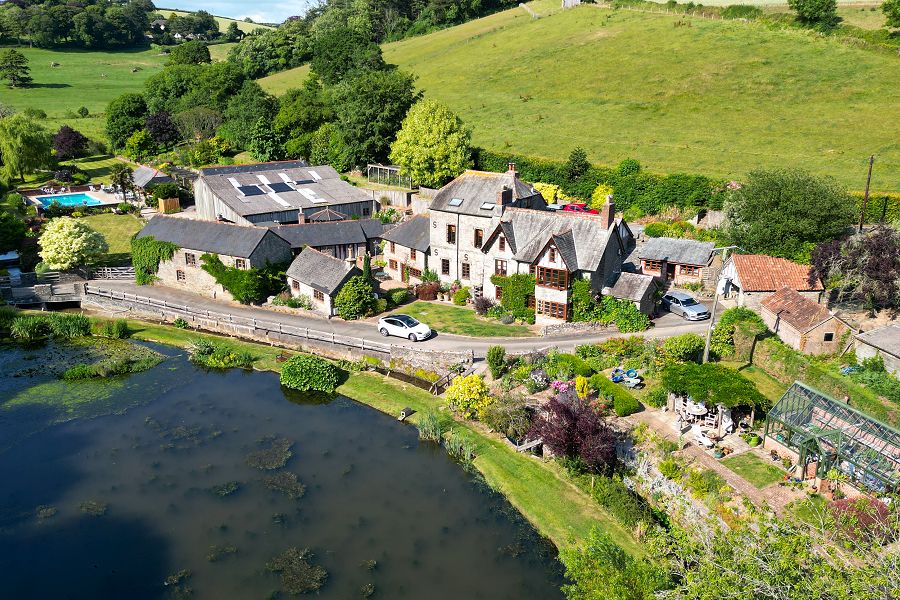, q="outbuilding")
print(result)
[286,248,361,317]
[854,323,900,376]
[759,287,854,355]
